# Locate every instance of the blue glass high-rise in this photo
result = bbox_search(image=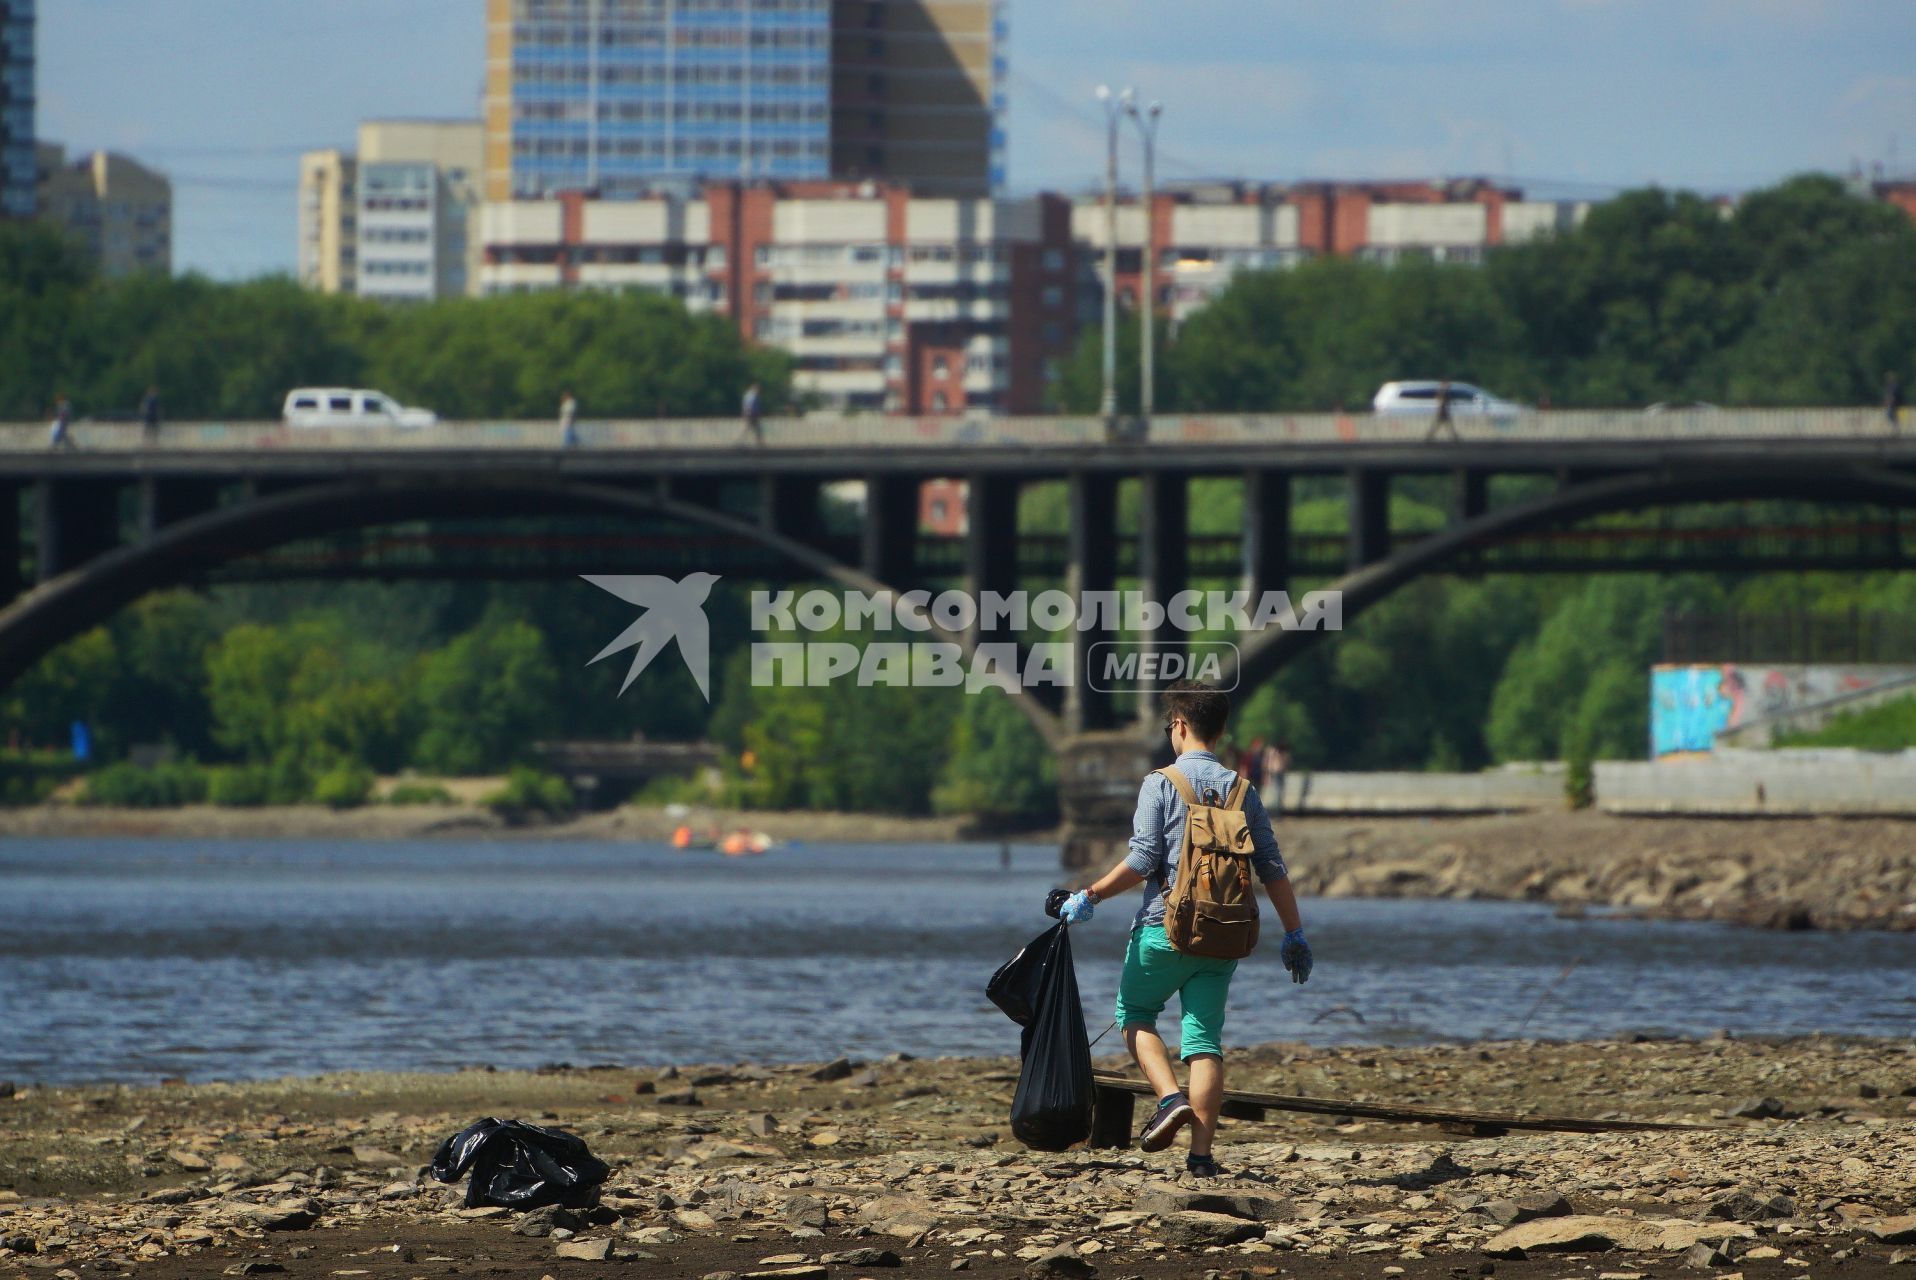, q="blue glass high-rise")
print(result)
[505,0,832,200]
[0,0,34,218]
